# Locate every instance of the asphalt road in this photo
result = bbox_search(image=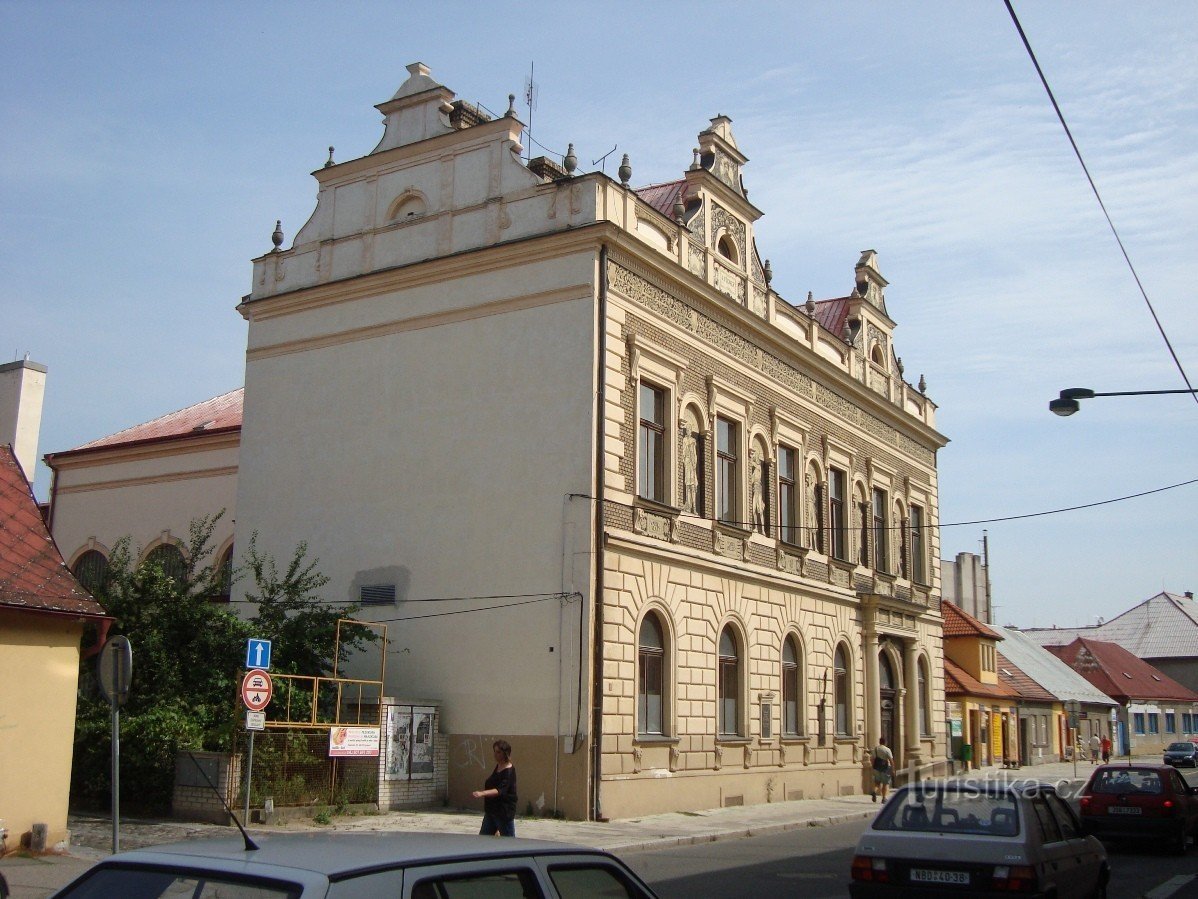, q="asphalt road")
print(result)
[623,769,1198,899]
